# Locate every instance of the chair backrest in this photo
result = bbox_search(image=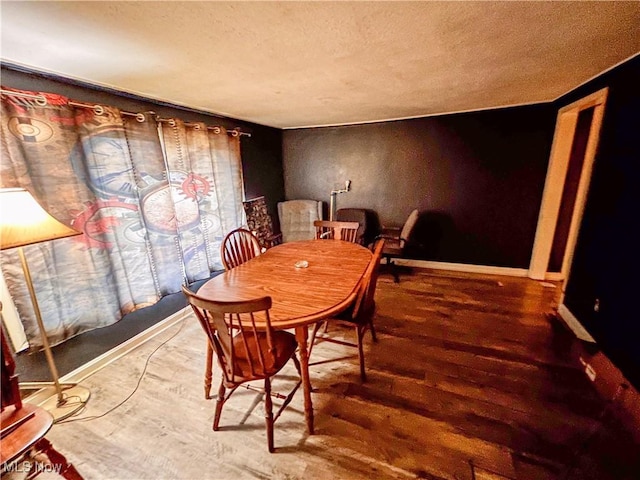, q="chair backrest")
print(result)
[277,200,323,243]
[221,228,262,270]
[336,208,381,246]
[313,220,360,242]
[182,287,275,381]
[399,209,420,249]
[351,239,385,322]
